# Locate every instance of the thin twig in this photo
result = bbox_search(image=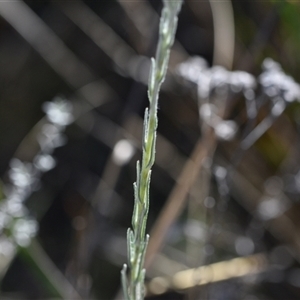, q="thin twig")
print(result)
[146,253,267,296]
[145,129,216,269]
